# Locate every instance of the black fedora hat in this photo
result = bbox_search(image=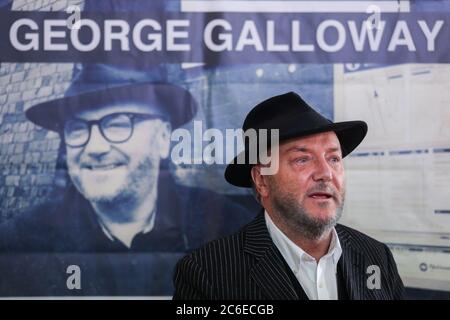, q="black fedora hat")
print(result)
[225,92,368,188]
[25,64,197,131]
